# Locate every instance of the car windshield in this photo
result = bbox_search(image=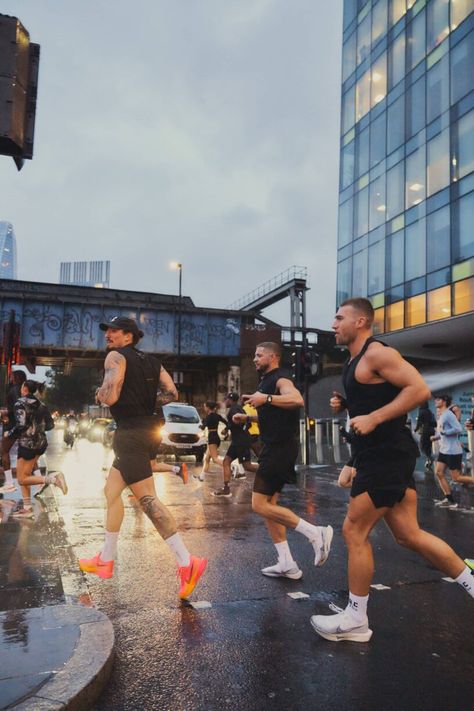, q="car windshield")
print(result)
[163,405,200,424]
